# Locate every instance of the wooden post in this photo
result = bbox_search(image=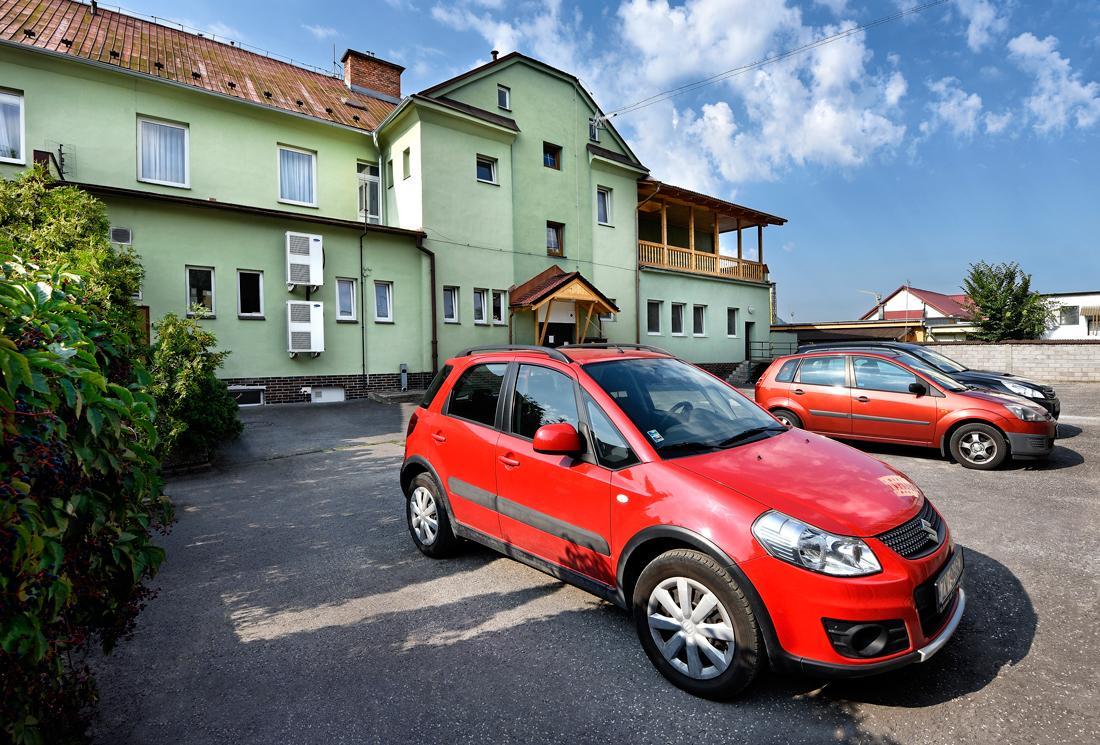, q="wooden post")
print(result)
[713,210,720,256]
[538,299,554,345]
[580,303,596,343]
[688,206,695,253]
[757,225,764,264]
[736,219,742,261]
[660,202,668,266]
